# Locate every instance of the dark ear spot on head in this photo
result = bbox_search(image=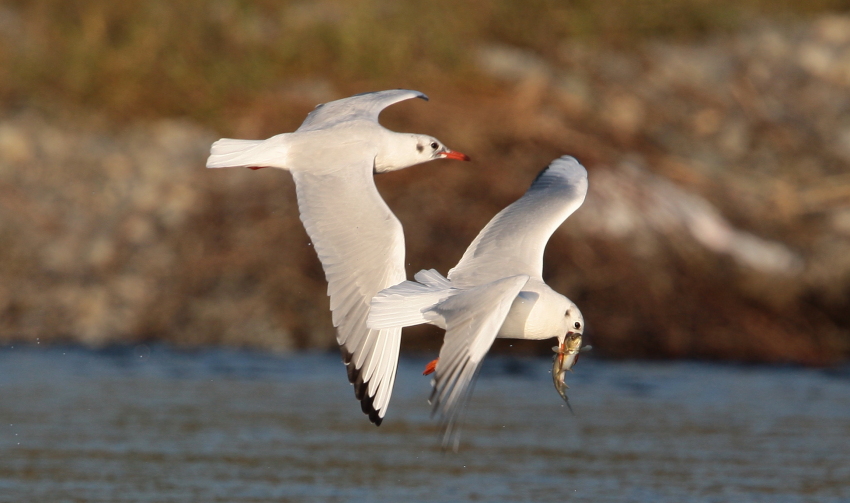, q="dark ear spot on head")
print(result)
[416,144,424,153]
